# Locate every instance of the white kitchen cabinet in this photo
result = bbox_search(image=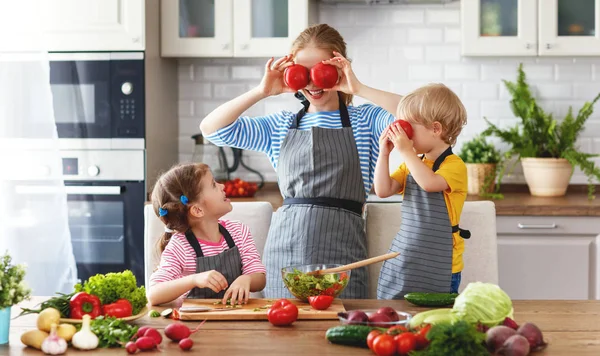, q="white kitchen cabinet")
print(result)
[462,0,600,56]
[161,0,317,58]
[1,0,145,52]
[496,216,600,300]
